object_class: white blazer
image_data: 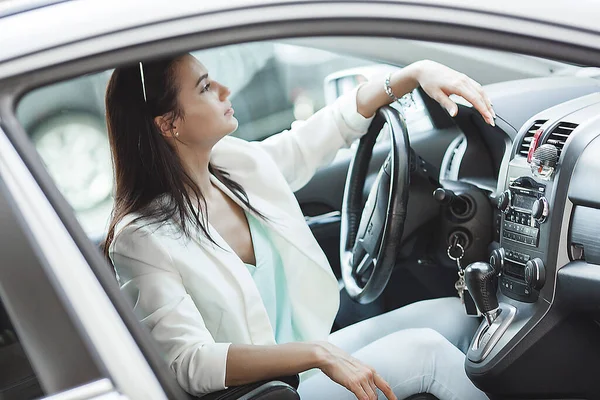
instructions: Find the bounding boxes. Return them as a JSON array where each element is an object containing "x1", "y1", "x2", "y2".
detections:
[{"x1": 109, "y1": 88, "x2": 372, "y2": 396}]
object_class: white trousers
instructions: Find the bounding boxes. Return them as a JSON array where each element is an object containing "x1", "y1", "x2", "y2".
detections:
[{"x1": 297, "y1": 297, "x2": 489, "y2": 400}]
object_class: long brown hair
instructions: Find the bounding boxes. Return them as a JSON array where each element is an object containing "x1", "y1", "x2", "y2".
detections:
[{"x1": 103, "y1": 55, "x2": 262, "y2": 257}]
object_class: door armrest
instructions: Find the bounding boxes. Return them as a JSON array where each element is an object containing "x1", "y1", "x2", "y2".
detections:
[{"x1": 197, "y1": 375, "x2": 299, "y2": 400}]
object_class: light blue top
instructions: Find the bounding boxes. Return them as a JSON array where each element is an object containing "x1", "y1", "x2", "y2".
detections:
[{"x1": 244, "y1": 212, "x2": 300, "y2": 344}]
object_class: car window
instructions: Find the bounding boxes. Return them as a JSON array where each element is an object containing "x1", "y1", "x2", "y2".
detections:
[
  {"x1": 193, "y1": 42, "x2": 376, "y2": 141},
  {"x1": 17, "y1": 41, "x2": 432, "y2": 240}
]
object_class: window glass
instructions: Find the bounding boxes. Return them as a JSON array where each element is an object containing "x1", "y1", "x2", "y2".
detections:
[
  {"x1": 193, "y1": 42, "x2": 376, "y2": 141},
  {"x1": 16, "y1": 37, "x2": 577, "y2": 240},
  {"x1": 17, "y1": 42, "x2": 393, "y2": 239}
]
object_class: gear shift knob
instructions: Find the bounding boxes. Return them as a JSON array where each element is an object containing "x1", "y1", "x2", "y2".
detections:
[{"x1": 465, "y1": 262, "x2": 499, "y2": 325}]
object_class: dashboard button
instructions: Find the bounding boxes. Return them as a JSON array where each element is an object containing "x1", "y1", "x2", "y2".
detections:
[
  {"x1": 521, "y1": 216, "x2": 528, "y2": 225},
  {"x1": 514, "y1": 281, "x2": 527, "y2": 295}
]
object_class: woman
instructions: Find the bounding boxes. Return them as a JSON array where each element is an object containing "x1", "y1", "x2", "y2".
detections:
[{"x1": 105, "y1": 53, "x2": 493, "y2": 399}]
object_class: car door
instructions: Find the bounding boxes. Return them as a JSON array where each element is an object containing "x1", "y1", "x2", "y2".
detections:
[
  {"x1": 0, "y1": 121, "x2": 177, "y2": 399},
  {"x1": 3, "y1": 1, "x2": 598, "y2": 399}
]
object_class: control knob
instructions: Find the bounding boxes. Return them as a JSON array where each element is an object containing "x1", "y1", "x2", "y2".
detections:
[
  {"x1": 433, "y1": 188, "x2": 457, "y2": 205},
  {"x1": 489, "y1": 248, "x2": 505, "y2": 273},
  {"x1": 531, "y1": 197, "x2": 549, "y2": 222},
  {"x1": 524, "y1": 258, "x2": 546, "y2": 290},
  {"x1": 496, "y1": 190, "x2": 511, "y2": 213}
]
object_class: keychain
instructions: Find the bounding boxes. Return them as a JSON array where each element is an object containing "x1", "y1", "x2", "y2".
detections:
[
  {"x1": 447, "y1": 238, "x2": 466, "y2": 302},
  {"x1": 447, "y1": 236, "x2": 482, "y2": 316}
]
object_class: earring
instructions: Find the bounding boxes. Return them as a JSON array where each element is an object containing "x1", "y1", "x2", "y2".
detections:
[{"x1": 174, "y1": 131, "x2": 179, "y2": 137}]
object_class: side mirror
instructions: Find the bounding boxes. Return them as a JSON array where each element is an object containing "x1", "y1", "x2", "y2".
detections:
[
  {"x1": 323, "y1": 64, "x2": 401, "y2": 105},
  {"x1": 323, "y1": 70, "x2": 368, "y2": 105}
]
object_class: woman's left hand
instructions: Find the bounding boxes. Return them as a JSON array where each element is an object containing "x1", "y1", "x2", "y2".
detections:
[{"x1": 410, "y1": 60, "x2": 496, "y2": 126}]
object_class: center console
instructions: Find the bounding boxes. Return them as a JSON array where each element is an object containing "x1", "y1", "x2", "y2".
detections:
[
  {"x1": 464, "y1": 91, "x2": 600, "y2": 398},
  {"x1": 494, "y1": 177, "x2": 548, "y2": 302}
]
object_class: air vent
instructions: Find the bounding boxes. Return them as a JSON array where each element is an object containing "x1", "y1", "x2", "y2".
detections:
[
  {"x1": 442, "y1": 134, "x2": 467, "y2": 180},
  {"x1": 518, "y1": 120, "x2": 547, "y2": 157},
  {"x1": 546, "y1": 122, "x2": 578, "y2": 158}
]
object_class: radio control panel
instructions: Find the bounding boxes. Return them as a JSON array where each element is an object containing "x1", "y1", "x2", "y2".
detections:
[{"x1": 496, "y1": 176, "x2": 548, "y2": 302}]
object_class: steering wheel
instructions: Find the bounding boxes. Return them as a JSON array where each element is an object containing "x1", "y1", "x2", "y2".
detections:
[{"x1": 340, "y1": 105, "x2": 411, "y2": 304}]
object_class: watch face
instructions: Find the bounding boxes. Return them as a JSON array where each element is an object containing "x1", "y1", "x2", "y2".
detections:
[{"x1": 32, "y1": 113, "x2": 113, "y2": 212}]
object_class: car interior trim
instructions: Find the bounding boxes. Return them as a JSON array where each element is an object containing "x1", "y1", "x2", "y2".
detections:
[
  {"x1": 3, "y1": 3, "x2": 600, "y2": 398},
  {"x1": 4, "y1": 1, "x2": 600, "y2": 81},
  {"x1": 38, "y1": 378, "x2": 119, "y2": 400},
  {"x1": 0, "y1": 124, "x2": 168, "y2": 398}
]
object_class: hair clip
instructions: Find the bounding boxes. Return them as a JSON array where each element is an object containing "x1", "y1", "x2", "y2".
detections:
[{"x1": 139, "y1": 61, "x2": 147, "y2": 102}]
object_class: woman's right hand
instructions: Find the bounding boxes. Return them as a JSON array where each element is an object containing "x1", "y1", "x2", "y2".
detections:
[{"x1": 313, "y1": 341, "x2": 397, "y2": 400}]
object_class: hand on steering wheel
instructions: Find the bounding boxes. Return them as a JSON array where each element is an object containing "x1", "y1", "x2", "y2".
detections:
[
  {"x1": 414, "y1": 60, "x2": 496, "y2": 125},
  {"x1": 341, "y1": 62, "x2": 495, "y2": 304}
]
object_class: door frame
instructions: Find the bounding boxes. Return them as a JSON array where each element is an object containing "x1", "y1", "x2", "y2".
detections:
[{"x1": 0, "y1": 1, "x2": 599, "y2": 397}]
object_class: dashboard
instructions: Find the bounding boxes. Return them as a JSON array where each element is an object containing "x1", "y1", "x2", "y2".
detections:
[{"x1": 445, "y1": 76, "x2": 600, "y2": 398}]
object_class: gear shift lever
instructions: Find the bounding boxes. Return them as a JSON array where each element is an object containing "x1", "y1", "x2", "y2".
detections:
[{"x1": 465, "y1": 262, "x2": 500, "y2": 326}]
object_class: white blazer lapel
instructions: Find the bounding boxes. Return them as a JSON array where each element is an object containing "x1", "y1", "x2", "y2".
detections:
[
  {"x1": 210, "y1": 175, "x2": 340, "y2": 341},
  {"x1": 210, "y1": 174, "x2": 332, "y2": 275},
  {"x1": 210, "y1": 137, "x2": 340, "y2": 341},
  {"x1": 187, "y1": 195, "x2": 276, "y2": 345}
]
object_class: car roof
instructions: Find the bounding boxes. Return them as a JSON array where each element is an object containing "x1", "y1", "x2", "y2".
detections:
[
  {"x1": 0, "y1": 0, "x2": 67, "y2": 18},
  {"x1": 1, "y1": 0, "x2": 599, "y2": 65}
]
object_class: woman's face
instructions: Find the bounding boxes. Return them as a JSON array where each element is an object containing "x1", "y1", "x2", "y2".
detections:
[{"x1": 170, "y1": 54, "x2": 238, "y2": 146}]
